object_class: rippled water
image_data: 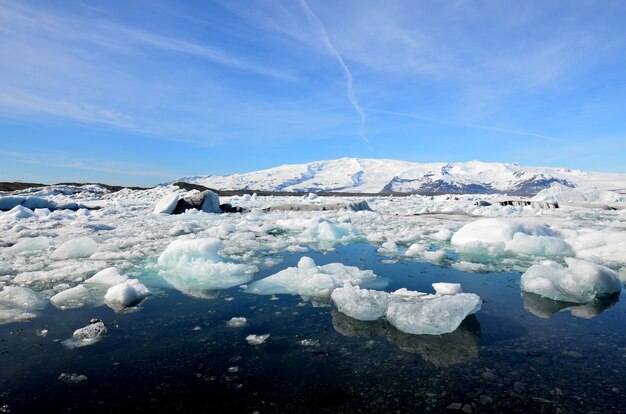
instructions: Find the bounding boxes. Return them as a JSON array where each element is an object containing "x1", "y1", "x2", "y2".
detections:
[{"x1": 1, "y1": 244, "x2": 624, "y2": 413}]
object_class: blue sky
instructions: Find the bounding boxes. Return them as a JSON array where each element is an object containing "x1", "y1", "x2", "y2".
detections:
[{"x1": 1, "y1": 0, "x2": 626, "y2": 186}]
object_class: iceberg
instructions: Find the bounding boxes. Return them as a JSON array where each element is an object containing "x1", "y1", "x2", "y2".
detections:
[
  {"x1": 50, "y1": 285, "x2": 90, "y2": 309},
  {"x1": 84, "y1": 267, "x2": 129, "y2": 286},
  {"x1": 331, "y1": 284, "x2": 392, "y2": 321}
]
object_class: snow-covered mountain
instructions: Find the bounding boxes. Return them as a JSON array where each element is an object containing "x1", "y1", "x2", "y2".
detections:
[{"x1": 178, "y1": 158, "x2": 626, "y2": 195}]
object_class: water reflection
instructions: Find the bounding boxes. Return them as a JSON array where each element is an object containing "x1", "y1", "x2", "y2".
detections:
[
  {"x1": 521, "y1": 291, "x2": 619, "y2": 319},
  {"x1": 331, "y1": 310, "x2": 481, "y2": 367}
]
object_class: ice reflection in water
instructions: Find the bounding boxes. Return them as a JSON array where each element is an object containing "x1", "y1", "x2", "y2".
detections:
[
  {"x1": 521, "y1": 291, "x2": 619, "y2": 319},
  {"x1": 332, "y1": 310, "x2": 481, "y2": 367}
]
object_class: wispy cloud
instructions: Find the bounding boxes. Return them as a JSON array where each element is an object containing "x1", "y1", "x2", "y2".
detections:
[
  {"x1": 3, "y1": 150, "x2": 179, "y2": 179},
  {"x1": 299, "y1": 0, "x2": 368, "y2": 144},
  {"x1": 380, "y1": 110, "x2": 564, "y2": 143}
]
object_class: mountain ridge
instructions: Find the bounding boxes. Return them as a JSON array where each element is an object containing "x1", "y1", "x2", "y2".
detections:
[{"x1": 177, "y1": 158, "x2": 626, "y2": 196}]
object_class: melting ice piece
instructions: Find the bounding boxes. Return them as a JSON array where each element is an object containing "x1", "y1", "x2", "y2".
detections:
[
  {"x1": 0, "y1": 286, "x2": 44, "y2": 310},
  {"x1": 432, "y1": 283, "x2": 462, "y2": 295},
  {"x1": 84, "y1": 267, "x2": 129, "y2": 286},
  {"x1": 1, "y1": 205, "x2": 35, "y2": 220},
  {"x1": 57, "y1": 373, "x2": 88, "y2": 384},
  {"x1": 50, "y1": 285, "x2": 89, "y2": 309},
  {"x1": 520, "y1": 258, "x2": 621, "y2": 303},
  {"x1": 331, "y1": 284, "x2": 392, "y2": 321},
  {"x1": 5, "y1": 237, "x2": 50, "y2": 255},
  {"x1": 300, "y1": 218, "x2": 361, "y2": 249},
  {"x1": 50, "y1": 237, "x2": 97, "y2": 260},
  {"x1": 451, "y1": 218, "x2": 573, "y2": 259},
  {"x1": 226, "y1": 317, "x2": 247, "y2": 328},
  {"x1": 153, "y1": 193, "x2": 180, "y2": 214},
  {"x1": 385, "y1": 293, "x2": 482, "y2": 335},
  {"x1": 158, "y1": 238, "x2": 257, "y2": 294},
  {"x1": 246, "y1": 256, "x2": 376, "y2": 297},
  {"x1": 246, "y1": 334, "x2": 269, "y2": 345},
  {"x1": 63, "y1": 319, "x2": 107, "y2": 348},
  {"x1": 0, "y1": 285, "x2": 44, "y2": 324},
  {"x1": 104, "y1": 279, "x2": 150, "y2": 310}
]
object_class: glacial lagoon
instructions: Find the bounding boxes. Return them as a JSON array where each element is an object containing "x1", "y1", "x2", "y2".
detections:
[{"x1": 1, "y1": 243, "x2": 624, "y2": 413}]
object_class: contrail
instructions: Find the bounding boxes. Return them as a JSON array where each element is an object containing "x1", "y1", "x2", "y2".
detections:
[
  {"x1": 380, "y1": 110, "x2": 563, "y2": 143},
  {"x1": 299, "y1": 0, "x2": 368, "y2": 144}
]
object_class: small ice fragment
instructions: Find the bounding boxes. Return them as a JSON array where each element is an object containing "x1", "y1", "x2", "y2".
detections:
[
  {"x1": 246, "y1": 334, "x2": 269, "y2": 345},
  {"x1": 432, "y1": 283, "x2": 463, "y2": 295},
  {"x1": 35, "y1": 328, "x2": 49, "y2": 337},
  {"x1": 227, "y1": 366, "x2": 239, "y2": 373},
  {"x1": 226, "y1": 317, "x2": 247, "y2": 328},
  {"x1": 84, "y1": 267, "x2": 128, "y2": 286},
  {"x1": 64, "y1": 319, "x2": 107, "y2": 348},
  {"x1": 50, "y1": 285, "x2": 89, "y2": 309},
  {"x1": 104, "y1": 279, "x2": 149, "y2": 310},
  {"x1": 58, "y1": 373, "x2": 88, "y2": 384},
  {"x1": 299, "y1": 339, "x2": 319, "y2": 347}
]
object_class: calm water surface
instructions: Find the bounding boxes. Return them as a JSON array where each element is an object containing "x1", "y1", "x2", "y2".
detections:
[{"x1": 1, "y1": 244, "x2": 624, "y2": 413}]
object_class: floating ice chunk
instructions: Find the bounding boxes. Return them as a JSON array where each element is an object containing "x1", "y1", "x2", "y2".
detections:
[
  {"x1": 58, "y1": 373, "x2": 88, "y2": 383},
  {"x1": 84, "y1": 267, "x2": 129, "y2": 286},
  {"x1": 158, "y1": 238, "x2": 257, "y2": 293},
  {"x1": 300, "y1": 218, "x2": 361, "y2": 248},
  {"x1": 2, "y1": 205, "x2": 35, "y2": 220},
  {"x1": 378, "y1": 241, "x2": 398, "y2": 256},
  {"x1": 520, "y1": 258, "x2": 621, "y2": 303},
  {"x1": 50, "y1": 237, "x2": 97, "y2": 260},
  {"x1": 63, "y1": 319, "x2": 107, "y2": 348},
  {"x1": 331, "y1": 284, "x2": 392, "y2": 321},
  {"x1": 432, "y1": 283, "x2": 462, "y2": 295},
  {"x1": 299, "y1": 338, "x2": 319, "y2": 347},
  {"x1": 246, "y1": 257, "x2": 376, "y2": 297},
  {"x1": 0, "y1": 261, "x2": 12, "y2": 276},
  {"x1": 153, "y1": 193, "x2": 180, "y2": 214},
  {"x1": 451, "y1": 218, "x2": 557, "y2": 246},
  {"x1": 405, "y1": 243, "x2": 426, "y2": 257},
  {"x1": 104, "y1": 279, "x2": 150, "y2": 310},
  {"x1": 385, "y1": 293, "x2": 482, "y2": 335},
  {"x1": 22, "y1": 196, "x2": 56, "y2": 210},
  {"x1": 226, "y1": 317, "x2": 247, "y2": 328},
  {"x1": 0, "y1": 196, "x2": 25, "y2": 210},
  {"x1": 423, "y1": 250, "x2": 447, "y2": 263},
  {"x1": 246, "y1": 334, "x2": 269, "y2": 345},
  {"x1": 431, "y1": 228, "x2": 453, "y2": 241},
  {"x1": 0, "y1": 286, "x2": 44, "y2": 310},
  {"x1": 50, "y1": 285, "x2": 89, "y2": 309},
  {"x1": 507, "y1": 233, "x2": 574, "y2": 258},
  {"x1": 5, "y1": 237, "x2": 50, "y2": 255},
  {"x1": 0, "y1": 309, "x2": 36, "y2": 325},
  {"x1": 392, "y1": 288, "x2": 427, "y2": 298}
]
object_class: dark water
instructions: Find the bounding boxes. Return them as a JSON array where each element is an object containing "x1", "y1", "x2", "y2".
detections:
[{"x1": 1, "y1": 244, "x2": 625, "y2": 413}]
